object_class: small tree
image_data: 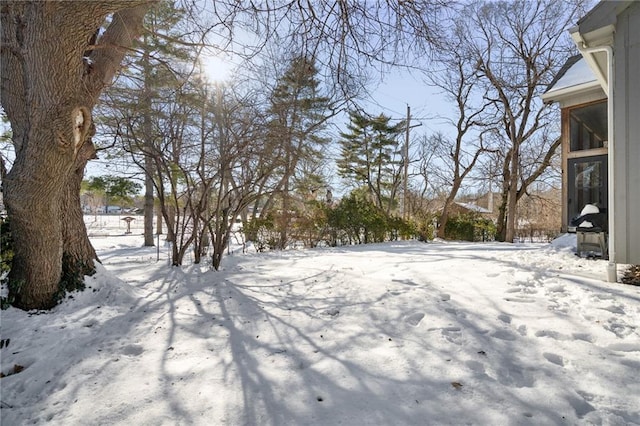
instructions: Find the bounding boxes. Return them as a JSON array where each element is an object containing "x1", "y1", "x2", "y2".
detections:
[
  {"x1": 99, "y1": 0, "x2": 198, "y2": 247},
  {"x1": 423, "y1": 20, "x2": 498, "y2": 239}
]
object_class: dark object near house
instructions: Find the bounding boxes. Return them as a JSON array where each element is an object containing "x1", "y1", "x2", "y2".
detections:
[
  {"x1": 569, "y1": 206, "x2": 608, "y2": 233},
  {"x1": 569, "y1": 204, "x2": 608, "y2": 259}
]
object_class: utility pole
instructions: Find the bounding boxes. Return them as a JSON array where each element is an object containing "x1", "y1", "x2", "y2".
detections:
[
  {"x1": 403, "y1": 105, "x2": 410, "y2": 220},
  {"x1": 403, "y1": 105, "x2": 421, "y2": 220}
]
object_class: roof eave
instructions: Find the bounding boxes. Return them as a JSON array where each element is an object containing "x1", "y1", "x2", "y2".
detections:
[
  {"x1": 541, "y1": 81, "x2": 602, "y2": 104},
  {"x1": 570, "y1": 27, "x2": 613, "y2": 95}
]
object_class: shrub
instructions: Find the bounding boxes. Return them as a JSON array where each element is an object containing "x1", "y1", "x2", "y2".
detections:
[
  {"x1": 327, "y1": 192, "x2": 415, "y2": 245},
  {"x1": 411, "y1": 212, "x2": 436, "y2": 242},
  {"x1": 242, "y1": 214, "x2": 278, "y2": 252},
  {"x1": 445, "y1": 213, "x2": 496, "y2": 242},
  {"x1": 291, "y1": 200, "x2": 330, "y2": 248}
]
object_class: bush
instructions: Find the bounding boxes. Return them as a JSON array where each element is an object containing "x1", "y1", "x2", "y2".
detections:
[
  {"x1": 327, "y1": 192, "x2": 415, "y2": 245},
  {"x1": 445, "y1": 213, "x2": 496, "y2": 242},
  {"x1": 412, "y1": 213, "x2": 436, "y2": 242},
  {"x1": 290, "y1": 200, "x2": 330, "y2": 248},
  {"x1": 0, "y1": 215, "x2": 12, "y2": 277},
  {"x1": 0, "y1": 216, "x2": 92, "y2": 308},
  {"x1": 242, "y1": 214, "x2": 279, "y2": 252}
]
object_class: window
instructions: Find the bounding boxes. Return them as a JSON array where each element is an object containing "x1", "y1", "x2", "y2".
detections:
[
  {"x1": 568, "y1": 155, "x2": 607, "y2": 221},
  {"x1": 569, "y1": 101, "x2": 607, "y2": 151}
]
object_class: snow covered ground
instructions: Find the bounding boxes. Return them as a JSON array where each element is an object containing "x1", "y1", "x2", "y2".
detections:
[{"x1": 1, "y1": 218, "x2": 639, "y2": 425}]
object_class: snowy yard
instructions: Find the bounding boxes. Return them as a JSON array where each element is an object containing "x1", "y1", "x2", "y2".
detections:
[{"x1": 1, "y1": 223, "x2": 639, "y2": 425}]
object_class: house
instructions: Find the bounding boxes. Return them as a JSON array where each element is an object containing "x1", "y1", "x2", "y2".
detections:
[{"x1": 542, "y1": 1, "x2": 640, "y2": 280}]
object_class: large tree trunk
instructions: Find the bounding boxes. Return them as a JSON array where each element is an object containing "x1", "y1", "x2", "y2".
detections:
[
  {"x1": 61, "y1": 138, "x2": 99, "y2": 288},
  {"x1": 1, "y1": 1, "x2": 153, "y2": 310},
  {"x1": 495, "y1": 189, "x2": 509, "y2": 242},
  {"x1": 495, "y1": 148, "x2": 512, "y2": 242},
  {"x1": 505, "y1": 146, "x2": 520, "y2": 243},
  {"x1": 4, "y1": 145, "x2": 68, "y2": 309},
  {"x1": 437, "y1": 201, "x2": 452, "y2": 240}
]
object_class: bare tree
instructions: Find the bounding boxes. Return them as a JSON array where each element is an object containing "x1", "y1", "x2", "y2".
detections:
[
  {"x1": 458, "y1": 0, "x2": 586, "y2": 242},
  {"x1": 423, "y1": 25, "x2": 497, "y2": 238}
]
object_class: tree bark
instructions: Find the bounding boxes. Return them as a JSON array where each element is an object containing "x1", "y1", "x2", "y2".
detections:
[
  {"x1": 438, "y1": 189, "x2": 459, "y2": 239},
  {"x1": 143, "y1": 146, "x2": 155, "y2": 246},
  {"x1": 141, "y1": 47, "x2": 155, "y2": 246},
  {"x1": 1, "y1": 1, "x2": 153, "y2": 310},
  {"x1": 61, "y1": 137, "x2": 99, "y2": 288},
  {"x1": 495, "y1": 153, "x2": 511, "y2": 242},
  {"x1": 505, "y1": 146, "x2": 520, "y2": 243}
]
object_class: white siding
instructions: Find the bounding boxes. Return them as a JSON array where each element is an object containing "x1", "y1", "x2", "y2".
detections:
[{"x1": 613, "y1": 3, "x2": 640, "y2": 264}]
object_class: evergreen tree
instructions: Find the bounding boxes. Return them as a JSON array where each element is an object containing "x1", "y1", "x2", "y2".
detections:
[
  {"x1": 260, "y1": 56, "x2": 334, "y2": 249},
  {"x1": 337, "y1": 111, "x2": 406, "y2": 215},
  {"x1": 98, "y1": 0, "x2": 197, "y2": 246}
]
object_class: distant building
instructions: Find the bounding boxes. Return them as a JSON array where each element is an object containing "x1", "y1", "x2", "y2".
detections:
[{"x1": 106, "y1": 206, "x2": 122, "y2": 214}]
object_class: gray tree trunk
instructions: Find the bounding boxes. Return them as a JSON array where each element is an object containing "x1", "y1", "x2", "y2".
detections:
[
  {"x1": 143, "y1": 145, "x2": 155, "y2": 246},
  {"x1": 505, "y1": 145, "x2": 520, "y2": 243}
]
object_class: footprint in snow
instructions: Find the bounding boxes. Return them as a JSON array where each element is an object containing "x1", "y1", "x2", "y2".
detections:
[
  {"x1": 535, "y1": 330, "x2": 570, "y2": 340},
  {"x1": 572, "y1": 332, "x2": 595, "y2": 343},
  {"x1": 323, "y1": 308, "x2": 340, "y2": 317},
  {"x1": 498, "y1": 314, "x2": 512, "y2": 324},
  {"x1": 607, "y1": 342, "x2": 640, "y2": 352},
  {"x1": 567, "y1": 393, "x2": 596, "y2": 419},
  {"x1": 600, "y1": 304, "x2": 625, "y2": 315},
  {"x1": 441, "y1": 327, "x2": 462, "y2": 345},
  {"x1": 405, "y1": 312, "x2": 425, "y2": 327},
  {"x1": 604, "y1": 319, "x2": 635, "y2": 338},
  {"x1": 491, "y1": 330, "x2": 518, "y2": 341},
  {"x1": 545, "y1": 284, "x2": 566, "y2": 294},
  {"x1": 121, "y1": 344, "x2": 144, "y2": 356},
  {"x1": 444, "y1": 307, "x2": 466, "y2": 318},
  {"x1": 504, "y1": 296, "x2": 536, "y2": 303},
  {"x1": 543, "y1": 352, "x2": 565, "y2": 366}
]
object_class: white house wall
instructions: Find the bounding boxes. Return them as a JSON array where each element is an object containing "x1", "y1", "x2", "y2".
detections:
[{"x1": 613, "y1": 3, "x2": 640, "y2": 264}]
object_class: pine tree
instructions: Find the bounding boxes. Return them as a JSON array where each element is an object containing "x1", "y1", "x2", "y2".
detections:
[
  {"x1": 337, "y1": 111, "x2": 406, "y2": 215},
  {"x1": 98, "y1": 0, "x2": 197, "y2": 246},
  {"x1": 260, "y1": 56, "x2": 333, "y2": 249}
]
